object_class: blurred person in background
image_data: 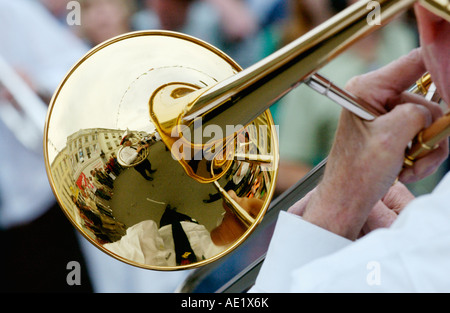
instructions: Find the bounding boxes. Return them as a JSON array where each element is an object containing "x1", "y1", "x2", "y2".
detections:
[
  {"x1": 39, "y1": 0, "x2": 72, "y2": 26},
  {"x1": 132, "y1": 0, "x2": 284, "y2": 69},
  {"x1": 272, "y1": 0, "x2": 438, "y2": 195},
  {"x1": 76, "y1": 0, "x2": 137, "y2": 47},
  {"x1": 0, "y1": 0, "x2": 90, "y2": 292},
  {"x1": 0, "y1": 0, "x2": 189, "y2": 292}
]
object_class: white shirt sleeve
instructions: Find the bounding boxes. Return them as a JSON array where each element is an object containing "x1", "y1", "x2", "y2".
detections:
[
  {"x1": 249, "y1": 211, "x2": 351, "y2": 293},
  {"x1": 251, "y1": 172, "x2": 450, "y2": 293},
  {"x1": 0, "y1": 0, "x2": 88, "y2": 96}
]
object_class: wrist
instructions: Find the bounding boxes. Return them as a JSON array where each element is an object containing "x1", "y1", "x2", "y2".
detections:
[{"x1": 301, "y1": 176, "x2": 375, "y2": 240}]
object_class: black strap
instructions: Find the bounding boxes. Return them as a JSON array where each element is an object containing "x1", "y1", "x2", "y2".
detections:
[
  {"x1": 171, "y1": 220, "x2": 197, "y2": 265},
  {"x1": 160, "y1": 206, "x2": 198, "y2": 265}
]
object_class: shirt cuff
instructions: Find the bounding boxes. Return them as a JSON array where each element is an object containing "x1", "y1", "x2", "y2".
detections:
[{"x1": 251, "y1": 211, "x2": 351, "y2": 293}]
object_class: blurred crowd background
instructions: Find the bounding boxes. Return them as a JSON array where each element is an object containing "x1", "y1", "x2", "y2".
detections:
[{"x1": 1, "y1": 0, "x2": 447, "y2": 293}]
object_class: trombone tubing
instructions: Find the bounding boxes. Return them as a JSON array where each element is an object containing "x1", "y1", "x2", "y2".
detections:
[{"x1": 182, "y1": 0, "x2": 433, "y2": 132}]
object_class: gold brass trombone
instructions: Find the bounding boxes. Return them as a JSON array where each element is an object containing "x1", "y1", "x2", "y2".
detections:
[{"x1": 44, "y1": 0, "x2": 450, "y2": 272}]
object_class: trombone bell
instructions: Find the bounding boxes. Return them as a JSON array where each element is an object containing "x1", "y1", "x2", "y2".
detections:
[{"x1": 44, "y1": 31, "x2": 278, "y2": 270}]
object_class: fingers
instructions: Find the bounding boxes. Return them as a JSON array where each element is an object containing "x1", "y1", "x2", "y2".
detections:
[
  {"x1": 397, "y1": 92, "x2": 443, "y2": 119},
  {"x1": 381, "y1": 182, "x2": 415, "y2": 214},
  {"x1": 363, "y1": 200, "x2": 398, "y2": 232},
  {"x1": 359, "y1": 99, "x2": 447, "y2": 186},
  {"x1": 225, "y1": 189, "x2": 263, "y2": 217},
  {"x1": 361, "y1": 183, "x2": 415, "y2": 235},
  {"x1": 374, "y1": 102, "x2": 434, "y2": 155},
  {"x1": 345, "y1": 48, "x2": 427, "y2": 110},
  {"x1": 400, "y1": 137, "x2": 449, "y2": 183},
  {"x1": 394, "y1": 94, "x2": 448, "y2": 183},
  {"x1": 343, "y1": 48, "x2": 446, "y2": 183},
  {"x1": 377, "y1": 101, "x2": 449, "y2": 184}
]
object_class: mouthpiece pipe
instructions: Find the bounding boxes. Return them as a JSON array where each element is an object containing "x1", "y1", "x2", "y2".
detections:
[{"x1": 181, "y1": 0, "x2": 416, "y2": 134}]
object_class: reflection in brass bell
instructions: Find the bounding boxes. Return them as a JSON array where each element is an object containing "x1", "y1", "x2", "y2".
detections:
[
  {"x1": 43, "y1": 0, "x2": 450, "y2": 276},
  {"x1": 44, "y1": 31, "x2": 279, "y2": 270}
]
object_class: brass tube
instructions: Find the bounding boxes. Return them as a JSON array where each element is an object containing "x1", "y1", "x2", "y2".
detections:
[{"x1": 181, "y1": 0, "x2": 416, "y2": 136}]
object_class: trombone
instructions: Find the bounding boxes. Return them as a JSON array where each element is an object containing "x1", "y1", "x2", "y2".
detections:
[{"x1": 43, "y1": 0, "x2": 450, "y2": 290}]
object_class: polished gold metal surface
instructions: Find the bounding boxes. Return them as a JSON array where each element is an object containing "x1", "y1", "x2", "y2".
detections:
[
  {"x1": 180, "y1": 0, "x2": 417, "y2": 131},
  {"x1": 44, "y1": 0, "x2": 450, "y2": 272},
  {"x1": 409, "y1": 73, "x2": 432, "y2": 96},
  {"x1": 44, "y1": 31, "x2": 278, "y2": 270}
]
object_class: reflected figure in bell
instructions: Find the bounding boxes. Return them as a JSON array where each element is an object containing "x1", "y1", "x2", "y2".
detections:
[
  {"x1": 71, "y1": 195, "x2": 126, "y2": 244},
  {"x1": 88, "y1": 176, "x2": 112, "y2": 201},
  {"x1": 159, "y1": 205, "x2": 199, "y2": 266},
  {"x1": 210, "y1": 190, "x2": 264, "y2": 246},
  {"x1": 104, "y1": 204, "x2": 227, "y2": 267},
  {"x1": 90, "y1": 168, "x2": 114, "y2": 189},
  {"x1": 120, "y1": 138, "x2": 156, "y2": 181}
]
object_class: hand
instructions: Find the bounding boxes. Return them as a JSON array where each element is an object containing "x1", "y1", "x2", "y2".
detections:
[
  {"x1": 301, "y1": 3, "x2": 450, "y2": 240},
  {"x1": 210, "y1": 190, "x2": 263, "y2": 246},
  {"x1": 137, "y1": 143, "x2": 148, "y2": 153},
  {"x1": 359, "y1": 182, "x2": 415, "y2": 236},
  {"x1": 301, "y1": 48, "x2": 448, "y2": 240},
  {"x1": 288, "y1": 182, "x2": 415, "y2": 237}
]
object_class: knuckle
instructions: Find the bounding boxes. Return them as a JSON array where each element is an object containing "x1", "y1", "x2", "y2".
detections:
[
  {"x1": 371, "y1": 132, "x2": 396, "y2": 153},
  {"x1": 399, "y1": 103, "x2": 431, "y2": 127},
  {"x1": 345, "y1": 75, "x2": 364, "y2": 93}
]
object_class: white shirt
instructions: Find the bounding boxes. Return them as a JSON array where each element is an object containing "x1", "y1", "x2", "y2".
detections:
[
  {"x1": 120, "y1": 146, "x2": 139, "y2": 165},
  {"x1": 251, "y1": 171, "x2": 450, "y2": 292},
  {"x1": 104, "y1": 220, "x2": 226, "y2": 267},
  {"x1": 0, "y1": 0, "x2": 88, "y2": 97}
]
